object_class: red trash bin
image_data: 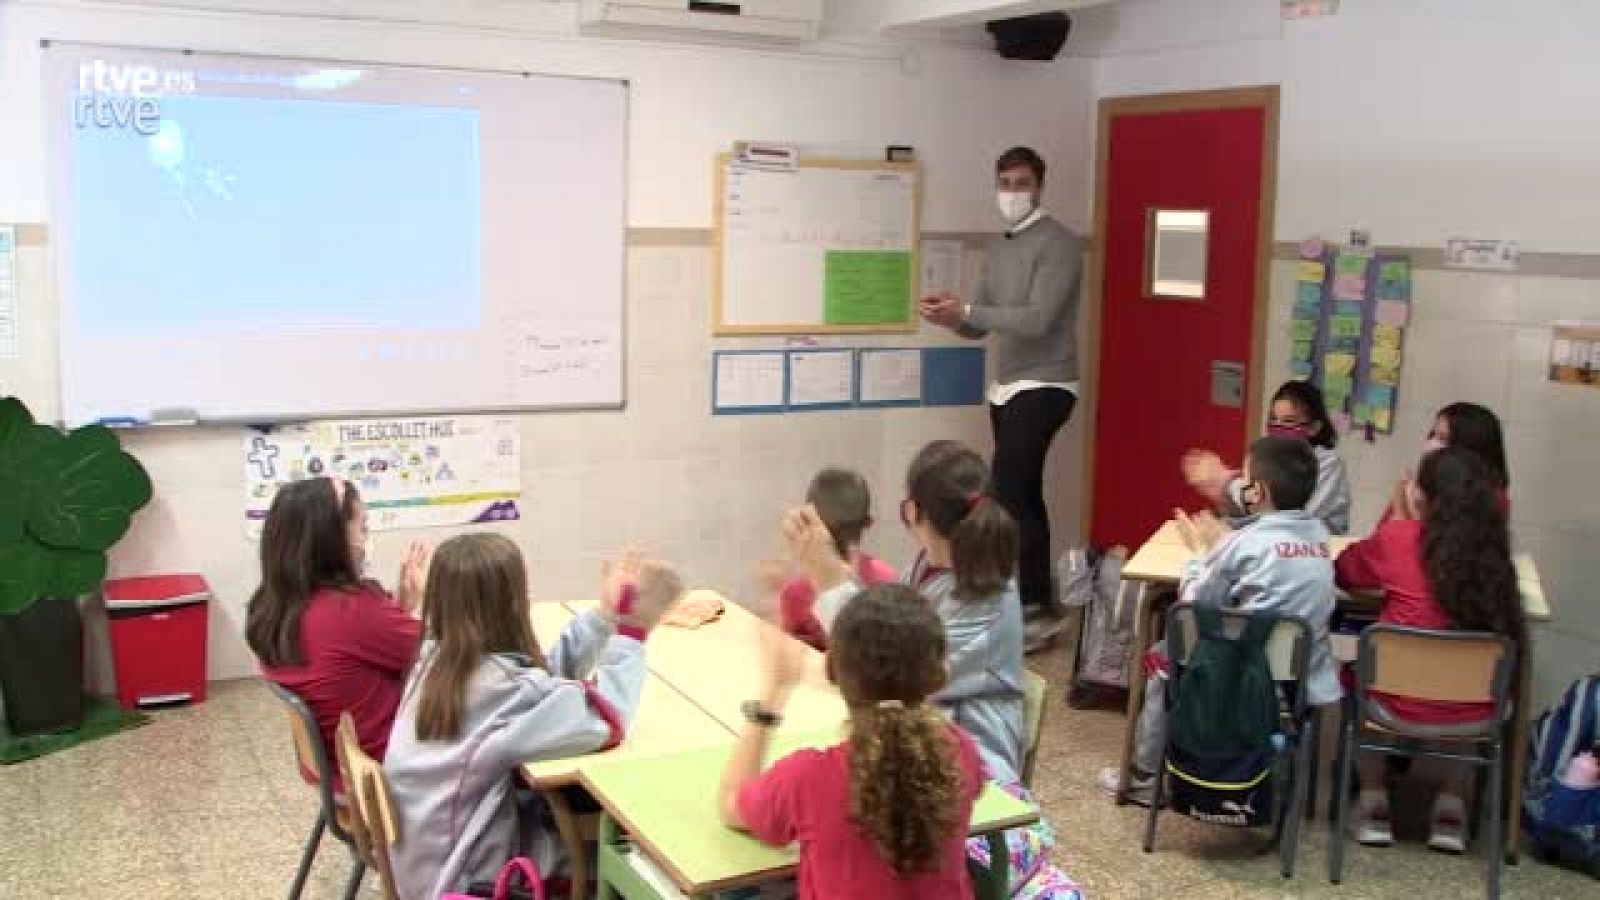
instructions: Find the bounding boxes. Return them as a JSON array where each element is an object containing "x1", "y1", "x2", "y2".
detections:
[{"x1": 103, "y1": 573, "x2": 210, "y2": 709}]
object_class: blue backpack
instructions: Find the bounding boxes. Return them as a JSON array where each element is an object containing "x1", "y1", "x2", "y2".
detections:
[{"x1": 1523, "y1": 675, "x2": 1600, "y2": 878}]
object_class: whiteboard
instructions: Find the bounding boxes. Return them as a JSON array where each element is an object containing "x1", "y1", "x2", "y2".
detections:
[
  {"x1": 714, "y1": 156, "x2": 920, "y2": 335},
  {"x1": 42, "y1": 44, "x2": 626, "y2": 424}
]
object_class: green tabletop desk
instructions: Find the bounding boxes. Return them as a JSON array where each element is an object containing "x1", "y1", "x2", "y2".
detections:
[{"x1": 579, "y1": 731, "x2": 1039, "y2": 899}]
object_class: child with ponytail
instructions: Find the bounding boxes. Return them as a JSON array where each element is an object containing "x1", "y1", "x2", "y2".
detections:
[
  {"x1": 780, "y1": 442, "x2": 1086, "y2": 899},
  {"x1": 788, "y1": 439, "x2": 1026, "y2": 776},
  {"x1": 720, "y1": 584, "x2": 983, "y2": 897}
]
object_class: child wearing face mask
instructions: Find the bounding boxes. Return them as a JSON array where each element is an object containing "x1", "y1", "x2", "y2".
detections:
[
  {"x1": 248, "y1": 477, "x2": 431, "y2": 782},
  {"x1": 1099, "y1": 436, "x2": 1340, "y2": 802},
  {"x1": 1184, "y1": 379, "x2": 1352, "y2": 535},
  {"x1": 1387, "y1": 402, "x2": 1510, "y2": 521}
]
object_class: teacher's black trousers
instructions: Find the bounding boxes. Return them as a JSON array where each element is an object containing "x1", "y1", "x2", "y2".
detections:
[{"x1": 989, "y1": 388, "x2": 1076, "y2": 614}]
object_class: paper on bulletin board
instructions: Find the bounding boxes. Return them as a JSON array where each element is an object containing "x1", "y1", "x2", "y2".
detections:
[
  {"x1": 824, "y1": 250, "x2": 913, "y2": 325},
  {"x1": 244, "y1": 415, "x2": 522, "y2": 537},
  {"x1": 858, "y1": 348, "x2": 922, "y2": 405},
  {"x1": 919, "y1": 240, "x2": 964, "y2": 299},
  {"x1": 0, "y1": 226, "x2": 17, "y2": 360},
  {"x1": 714, "y1": 351, "x2": 786, "y2": 411},
  {"x1": 786, "y1": 349, "x2": 855, "y2": 408},
  {"x1": 1548, "y1": 322, "x2": 1600, "y2": 386}
]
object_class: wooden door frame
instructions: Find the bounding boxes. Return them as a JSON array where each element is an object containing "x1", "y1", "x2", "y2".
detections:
[{"x1": 1079, "y1": 85, "x2": 1281, "y2": 542}]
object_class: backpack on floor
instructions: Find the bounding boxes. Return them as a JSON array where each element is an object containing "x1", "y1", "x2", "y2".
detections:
[
  {"x1": 1523, "y1": 675, "x2": 1600, "y2": 878},
  {"x1": 1163, "y1": 606, "x2": 1282, "y2": 828}
]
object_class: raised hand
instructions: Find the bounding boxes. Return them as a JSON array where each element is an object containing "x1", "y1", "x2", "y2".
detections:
[
  {"x1": 396, "y1": 541, "x2": 433, "y2": 614},
  {"x1": 1174, "y1": 508, "x2": 1229, "y2": 556}
]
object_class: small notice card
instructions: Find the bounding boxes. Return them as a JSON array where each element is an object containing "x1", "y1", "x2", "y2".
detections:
[
  {"x1": 713, "y1": 351, "x2": 786, "y2": 413},
  {"x1": 858, "y1": 348, "x2": 922, "y2": 406}
]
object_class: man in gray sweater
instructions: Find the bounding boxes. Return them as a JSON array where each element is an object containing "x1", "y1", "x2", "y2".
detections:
[{"x1": 920, "y1": 147, "x2": 1082, "y2": 648}]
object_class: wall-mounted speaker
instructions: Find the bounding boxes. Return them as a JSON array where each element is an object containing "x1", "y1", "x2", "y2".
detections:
[{"x1": 986, "y1": 12, "x2": 1072, "y2": 61}]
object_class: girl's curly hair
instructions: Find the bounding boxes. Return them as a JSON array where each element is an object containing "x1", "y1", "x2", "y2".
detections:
[{"x1": 829, "y1": 583, "x2": 964, "y2": 876}]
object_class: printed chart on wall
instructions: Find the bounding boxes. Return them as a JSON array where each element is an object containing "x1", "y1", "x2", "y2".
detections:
[
  {"x1": 715, "y1": 156, "x2": 920, "y2": 334},
  {"x1": 244, "y1": 415, "x2": 521, "y2": 537}
]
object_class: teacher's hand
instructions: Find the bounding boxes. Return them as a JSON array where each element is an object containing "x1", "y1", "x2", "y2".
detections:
[{"x1": 918, "y1": 292, "x2": 965, "y2": 329}]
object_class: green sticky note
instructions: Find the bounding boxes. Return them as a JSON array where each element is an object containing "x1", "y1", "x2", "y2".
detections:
[
  {"x1": 824, "y1": 251, "x2": 912, "y2": 325},
  {"x1": 1336, "y1": 255, "x2": 1368, "y2": 277},
  {"x1": 1330, "y1": 315, "x2": 1363, "y2": 340},
  {"x1": 1353, "y1": 403, "x2": 1373, "y2": 425},
  {"x1": 1291, "y1": 318, "x2": 1318, "y2": 341},
  {"x1": 1292, "y1": 340, "x2": 1314, "y2": 362},
  {"x1": 1324, "y1": 372, "x2": 1354, "y2": 395},
  {"x1": 1379, "y1": 260, "x2": 1409, "y2": 283}
]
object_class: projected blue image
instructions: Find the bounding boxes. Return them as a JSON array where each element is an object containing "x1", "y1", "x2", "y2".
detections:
[{"x1": 71, "y1": 94, "x2": 482, "y2": 331}]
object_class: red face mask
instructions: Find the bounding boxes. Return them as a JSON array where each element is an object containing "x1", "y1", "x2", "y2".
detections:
[{"x1": 1267, "y1": 423, "x2": 1312, "y2": 442}]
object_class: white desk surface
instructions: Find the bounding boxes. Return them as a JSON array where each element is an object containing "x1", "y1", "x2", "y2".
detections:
[
  {"x1": 1122, "y1": 520, "x2": 1550, "y2": 621},
  {"x1": 566, "y1": 597, "x2": 849, "y2": 738},
  {"x1": 522, "y1": 602, "x2": 735, "y2": 786}
]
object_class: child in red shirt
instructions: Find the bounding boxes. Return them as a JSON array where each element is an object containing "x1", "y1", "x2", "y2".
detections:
[
  {"x1": 1335, "y1": 447, "x2": 1526, "y2": 854},
  {"x1": 721, "y1": 584, "x2": 983, "y2": 899},
  {"x1": 777, "y1": 468, "x2": 896, "y2": 651},
  {"x1": 248, "y1": 477, "x2": 430, "y2": 782}
]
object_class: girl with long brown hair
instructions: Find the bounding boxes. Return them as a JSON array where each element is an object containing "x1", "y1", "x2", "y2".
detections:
[
  {"x1": 384, "y1": 535, "x2": 681, "y2": 898},
  {"x1": 1337, "y1": 446, "x2": 1526, "y2": 853},
  {"x1": 719, "y1": 584, "x2": 983, "y2": 897},
  {"x1": 248, "y1": 477, "x2": 430, "y2": 776}
]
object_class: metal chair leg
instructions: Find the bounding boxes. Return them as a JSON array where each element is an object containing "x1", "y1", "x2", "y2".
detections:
[
  {"x1": 1330, "y1": 715, "x2": 1357, "y2": 884},
  {"x1": 1305, "y1": 710, "x2": 1321, "y2": 821},
  {"x1": 1283, "y1": 718, "x2": 1315, "y2": 879},
  {"x1": 342, "y1": 855, "x2": 366, "y2": 900},
  {"x1": 1142, "y1": 746, "x2": 1167, "y2": 853},
  {"x1": 288, "y1": 812, "x2": 327, "y2": 900},
  {"x1": 1486, "y1": 741, "x2": 1504, "y2": 900}
]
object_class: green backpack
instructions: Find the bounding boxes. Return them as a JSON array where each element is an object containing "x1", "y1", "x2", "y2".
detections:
[
  {"x1": 1163, "y1": 607, "x2": 1284, "y2": 827},
  {"x1": 1169, "y1": 606, "x2": 1280, "y2": 757}
]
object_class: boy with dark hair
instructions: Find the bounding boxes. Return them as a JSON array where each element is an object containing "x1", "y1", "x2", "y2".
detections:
[
  {"x1": 777, "y1": 468, "x2": 895, "y2": 651},
  {"x1": 1099, "y1": 436, "x2": 1339, "y2": 801}
]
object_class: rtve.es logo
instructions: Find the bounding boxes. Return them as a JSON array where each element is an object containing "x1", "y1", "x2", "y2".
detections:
[{"x1": 74, "y1": 60, "x2": 197, "y2": 136}]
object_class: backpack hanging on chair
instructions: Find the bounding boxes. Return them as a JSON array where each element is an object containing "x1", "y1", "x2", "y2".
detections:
[{"x1": 1162, "y1": 606, "x2": 1282, "y2": 828}]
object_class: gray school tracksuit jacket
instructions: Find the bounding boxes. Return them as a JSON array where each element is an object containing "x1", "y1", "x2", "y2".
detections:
[
  {"x1": 817, "y1": 556, "x2": 1028, "y2": 782},
  {"x1": 1179, "y1": 509, "x2": 1342, "y2": 706},
  {"x1": 1224, "y1": 446, "x2": 1352, "y2": 536},
  {"x1": 384, "y1": 611, "x2": 645, "y2": 900}
]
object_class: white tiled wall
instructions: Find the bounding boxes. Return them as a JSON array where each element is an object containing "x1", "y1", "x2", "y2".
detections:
[{"x1": 1265, "y1": 261, "x2": 1600, "y2": 706}]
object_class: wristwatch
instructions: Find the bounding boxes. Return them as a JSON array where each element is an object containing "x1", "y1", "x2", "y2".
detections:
[{"x1": 740, "y1": 700, "x2": 783, "y2": 729}]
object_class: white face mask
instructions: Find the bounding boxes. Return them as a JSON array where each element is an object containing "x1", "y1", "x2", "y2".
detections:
[
  {"x1": 1425, "y1": 436, "x2": 1447, "y2": 454},
  {"x1": 996, "y1": 190, "x2": 1035, "y2": 225}
]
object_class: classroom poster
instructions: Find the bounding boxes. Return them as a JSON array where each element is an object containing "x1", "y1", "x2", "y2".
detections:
[
  {"x1": 1548, "y1": 322, "x2": 1600, "y2": 386},
  {"x1": 244, "y1": 415, "x2": 522, "y2": 537}
]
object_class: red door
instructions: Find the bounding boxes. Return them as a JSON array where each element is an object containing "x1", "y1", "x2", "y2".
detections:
[{"x1": 1087, "y1": 88, "x2": 1278, "y2": 549}]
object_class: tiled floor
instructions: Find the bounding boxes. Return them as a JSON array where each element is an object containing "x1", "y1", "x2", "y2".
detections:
[{"x1": 2, "y1": 659, "x2": 1594, "y2": 899}]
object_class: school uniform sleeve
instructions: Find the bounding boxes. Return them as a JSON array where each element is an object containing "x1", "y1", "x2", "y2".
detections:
[
  {"x1": 813, "y1": 579, "x2": 864, "y2": 634},
  {"x1": 345, "y1": 591, "x2": 423, "y2": 677},
  {"x1": 939, "y1": 593, "x2": 1024, "y2": 703},
  {"x1": 964, "y1": 234, "x2": 1081, "y2": 339},
  {"x1": 545, "y1": 609, "x2": 614, "y2": 681},
  {"x1": 734, "y1": 749, "x2": 821, "y2": 847},
  {"x1": 482, "y1": 636, "x2": 649, "y2": 769},
  {"x1": 1307, "y1": 449, "x2": 1352, "y2": 536},
  {"x1": 1334, "y1": 528, "x2": 1388, "y2": 593},
  {"x1": 1179, "y1": 531, "x2": 1247, "y2": 610}
]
